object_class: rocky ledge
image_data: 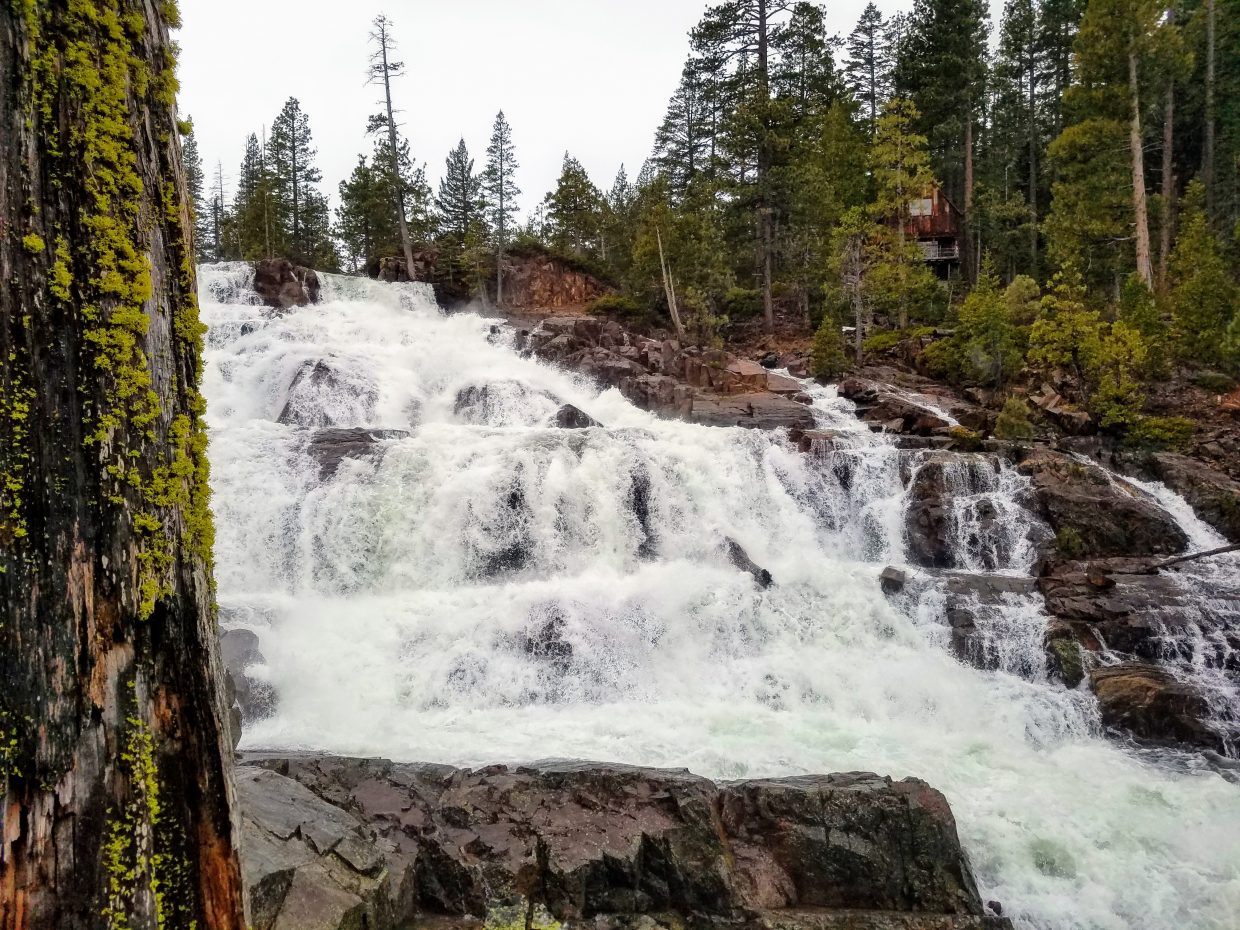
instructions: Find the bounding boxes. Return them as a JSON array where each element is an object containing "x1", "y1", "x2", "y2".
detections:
[
  {"x1": 236, "y1": 754, "x2": 1011, "y2": 930},
  {"x1": 515, "y1": 317, "x2": 816, "y2": 431}
]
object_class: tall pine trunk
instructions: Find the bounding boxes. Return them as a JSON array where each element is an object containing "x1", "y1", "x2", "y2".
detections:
[
  {"x1": 1027, "y1": 39, "x2": 1039, "y2": 277},
  {"x1": 1159, "y1": 81, "x2": 1175, "y2": 291},
  {"x1": 963, "y1": 110, "x2": 975, "y2": 285},
  {"x1": 379, "y1": 38, "x2": 417, "y2": 278},
  {"x1": 1128, "y1": 48, "x2": 1154, "y2": 287},
  {"x1": 1204, "y1": 0, "x2": 1216, "y2": 218},
  {"x1": 758, "y1": 0, "x2": 775, "y2": 335},
  {"x1": 0, "y1": 3, "x2": 246, "y2": 929}
]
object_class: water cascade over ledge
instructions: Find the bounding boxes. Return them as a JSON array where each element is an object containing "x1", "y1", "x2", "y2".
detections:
[{"x1": 200, "y1": 263, "x2": 1240, "y2": 930}]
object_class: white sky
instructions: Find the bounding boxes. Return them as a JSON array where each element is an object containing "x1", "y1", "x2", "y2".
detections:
[{"x1": 177, "y1": 0, "x2": 997, "y2": 219}]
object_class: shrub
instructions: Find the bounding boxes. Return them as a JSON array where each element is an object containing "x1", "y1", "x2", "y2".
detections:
[
  {"x1": 947, "y1": 426, "x2": 983, "y2": 451},
  {"x1": 810, "y1": 315, "x2": 849, "y2": 380},
  {"x1": 1194, "y1": 371, "x2": 1237, "y2": 394},
  {"x1": 1124, "y1": 415, "x2": 1196, "y2": 451},
  {"x1": 721, "y1": 287, "x2": 762, "y2": 320},
  {"x1": 921, "y1": 338, "x2": 968, "y2": 383},
  {"x1": 1056, "y1": 527, "x2": 1087, "y2": 559},
  {"x1": 588, "y1": 294, "x2": 643, "y2": 316},
  {"x1": 862, "y1": 326, "x2": 935, "y2": 355},
  {"x1": 994, "y1": 397, "x2": 1035, "y2": 440}
]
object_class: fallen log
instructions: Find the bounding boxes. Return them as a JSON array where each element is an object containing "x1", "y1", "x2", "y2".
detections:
[{"x1": 1139, "y1": 543, "x2": 1240, "y2": 574}]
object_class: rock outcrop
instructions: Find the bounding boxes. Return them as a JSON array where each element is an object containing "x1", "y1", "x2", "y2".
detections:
[
  {"x1": 1089, "y1": 664, "x2": 1222, "y2": 750},
  {"x1": 305, "y1": 428, "x2": 411, "y2": 478},
  {"x1": 236, "y1": 754, "x2": 1011, "y2": 930},
  {"x1": 254, "y1": 258, "x2": 322, "y2": 309},
  {"x1": 1125, "y1": 452, "x2": 1240, "y2": 542},
  {"x1": 1017, "y1": 449, "x2": 1188, "y2": 559},
  {"x1": 516, "y1": 317, "x2": 814, "y2": 431}
]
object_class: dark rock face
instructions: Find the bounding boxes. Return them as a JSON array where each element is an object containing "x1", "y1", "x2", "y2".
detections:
[
  {"x1": 220, "y1": 628, "x2": 276, "y2": 728},
  {"x1": 236, "y1": 755, "x2": 1009, "y2": 930},
  {"x1": 1017, "y1": 449, "x2": 1188, "y2": 559},
  {"x1": 939, "y1": 574, "x2": 1041, "y2": 674},
  {"x1": 254, "y1": 258, "x2": 321, "y2": 309},
  {"x1": 553, "y1": 403, "x2": 601, "y2": 429},
  {"x1": 1090, "y1": 664, "x2": 1222, "y2": 750},
  {"x1": 727, "y1": 538, "x2": 774, "y2": 588},
  {"x1": 305, "y1": 428, "x2": 410, "y2": 478},
  {"x1": 1139, "y1": 453, "x2": 1240, "y2": 543}
]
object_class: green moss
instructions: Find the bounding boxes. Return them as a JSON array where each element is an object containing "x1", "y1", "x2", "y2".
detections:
[
  {"x1": 21, "y1": 232, "x2": 46, "y2": 253},
  {"x1": 947, "y1": 425, "x2": 983, "y2": 451},
  {"x1": 15, "y1": 0, "x2": 216, "y2": 619}
]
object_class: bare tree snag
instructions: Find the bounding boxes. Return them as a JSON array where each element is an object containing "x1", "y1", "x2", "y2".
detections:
[{"x1": 0, "y1": 2, "x2": 246, "y2": 929}]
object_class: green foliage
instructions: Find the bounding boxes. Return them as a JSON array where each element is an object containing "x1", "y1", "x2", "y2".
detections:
[
  {"x1": 681, "y1": 287, "x2": 728, "y2": 348},
  {"x1": 1124, "y1": 415, "x2": 1196, "y2": 451},
  {"x1": 544, "y1": 152, "x2": 605, "y2": 257},
  {"x1": 862, "y1": 326, "x2": 935, "y2": 354},
  {"x1": 994, "y1": 396, "x2": 1036, "y2": 440},
  {"x1": 1193, "y1": 371, "x2": 1238, "y2": 394},
  {"x1": 1056, "y1": 526, "x2": 1087, "y2": 559},
  {"x1": 810, "y1": 314, "x2": 850, "y2": 380},
  {"x1": 1168, "y1": 185, "x2": 1239, "y2": 369},
  {"x1": 722, "y1": 287, "x2": 763, "y2": 321},
  {"x1": 947, "y1": 426, "x2": 984, "y2": 451},
  {"x1": 956, "y1": 261, "x2": 1025, "y2": 388}
]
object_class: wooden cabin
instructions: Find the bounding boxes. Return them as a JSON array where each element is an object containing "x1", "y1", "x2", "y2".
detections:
[{"x1": 899, "y1": 185, "x2": 962, "y2": 272}]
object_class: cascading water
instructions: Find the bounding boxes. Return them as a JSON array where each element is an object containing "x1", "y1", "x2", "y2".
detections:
[{"x1": 201, "y1": 263, "x2": 1240, "y2": 930}]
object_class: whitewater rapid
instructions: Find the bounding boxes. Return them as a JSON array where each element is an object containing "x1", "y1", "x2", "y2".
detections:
[{"x1": 200, "y1": 264, "x2": 1240, "y2": 930}]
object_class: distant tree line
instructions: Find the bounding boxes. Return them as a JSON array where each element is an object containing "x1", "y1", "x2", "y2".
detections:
[{"x1": 181, "y1": 0, "x2": 1240, "y2": 434}]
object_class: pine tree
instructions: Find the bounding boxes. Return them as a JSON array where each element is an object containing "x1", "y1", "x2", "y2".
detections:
[
  {"x1": 995, "y1": 396, "x2": 1036, "y2": 438},
  {"x1": 437, "y1": 139, "x2": 484, "y2": 240},
  {"x1": 894, "y1": 0, "x2": 989, "y2": 279},
  {"x1": 772, "y1": 2, "x2": 840, "y2": 121},
  {"x1": 544, "y1": 153, "x2": 604, "y2": 256},
  {"x1": 810, "y1": 311, "x2": 849, "y2": 379},
  {"x1": 1168, "y1": 182, "x2": 1238, "y2": 367},
  {"x1": 869, "y1": 98, "x2": 937, "y2": 329},
  {"x1": 654, "y1": 60, "x2": 717, "y2": 196},
  {"x1": 843, "y1": 3, "x2": 893, "y2": 137},
  {"x1": 483, "y1": 111, "x2": 521, "y2": 305},
  {"x1": 266, "y1": 97, "x2": 333, "y2": 267},
  {"x1": 957, "y1": 259, "x2": 1024, "y2": 388},
  {"x1": 180, "y1": 119, "x2": 212, "y2": 262},
  {"x1": 369, "y1": 14, "x2": 417, "y2": 275},
  {"x1": 230, "y1": 132, "x2": 275, "y2": 260}
]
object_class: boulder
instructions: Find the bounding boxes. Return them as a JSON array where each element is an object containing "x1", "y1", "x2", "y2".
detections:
[
  {"x1": 305, "y1": 428, "x2": 410, "y2": 479},
  {"x1": 1089, "y1": 664, "x2": 1222, "y2": 751},
  {"x1": 253, "y1": 258, "x2": 321, "y2": 309},
  {"x1": 278, "y1": 359, "x2": 377, "y2": 429},
  {"x1": 691, "y1": 393, "x2": 816, "y2": 431},
  {"x1": 219, "y1": 628, "x2": 276, "y2": 728},
  {"x1": 726, "y1": 538, "x2": 774, "y2": 588},
  {"x1": 1017, "y1": 449, "x2": 1188, "y2": 559},
  {"x1": 1141, "y1": 453, "x2": 1240, "y2": 542},
  {"x1": 235, "y1": 754, "x2": 1009, "y2": 930},
  {"x1": 552, "y1": 404, "x2": 601, "y2": 429},
  {"x1": 879, "y1": 567, "x2": 907, "y2": 595}
]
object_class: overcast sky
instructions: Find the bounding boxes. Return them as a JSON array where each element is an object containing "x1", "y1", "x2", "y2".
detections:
[{"x1": 177, "y1": 0, "x2": 995, "y2": 220}]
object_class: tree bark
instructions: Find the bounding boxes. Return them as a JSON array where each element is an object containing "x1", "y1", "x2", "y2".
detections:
[
  {"x1": 1204, "y1": 0, "x2": 1216, "y2": 218},
  {"x1": 656, "y1": 226, "x2": 685, "y2": 341},
  {"x1": 1128, "y1": 49, "x2": 1154, "y2": 287},
  {"x1": 757, "y1": 0, "x2": 775, "y2": 335},
  {"x1": 1027, "y1": 31, "x2": 1039, "y2": 278},
  {"x1": 1158, "y1": 80, "x2": 1175, "y2": 292},
  {"x1": 0, "y1": 3, "x2": 246, "y2": 929}
]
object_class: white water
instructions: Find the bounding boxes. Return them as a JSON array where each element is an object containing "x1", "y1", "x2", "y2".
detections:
[{"x1": 200, "y1": 264, "x2": 1240, "y2": 930}]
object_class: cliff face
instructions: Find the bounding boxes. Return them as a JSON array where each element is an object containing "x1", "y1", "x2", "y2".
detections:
[{"x1": 0, "y1": 2, "x2": 245, "y2": 928}]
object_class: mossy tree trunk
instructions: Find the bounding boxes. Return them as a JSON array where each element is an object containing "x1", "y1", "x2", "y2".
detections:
[{"x1": 0, "y1": 2, "x2": 246, "y2": 929}]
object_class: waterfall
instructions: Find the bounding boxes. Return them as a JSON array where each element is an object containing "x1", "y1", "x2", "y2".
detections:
[{"x1": 201, "y1": 263, "x2": 1240, "y2": 930}]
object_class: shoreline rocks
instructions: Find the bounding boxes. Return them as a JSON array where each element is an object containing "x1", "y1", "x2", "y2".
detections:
[
  {"x1": 253, "y1": 258, "x2": 321, "y2": 309},
  {"x1": 236, "y1": 754, "x2": 1011, "y2": 930}
]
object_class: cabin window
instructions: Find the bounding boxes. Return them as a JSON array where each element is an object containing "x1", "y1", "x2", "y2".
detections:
[{"x1": 909, "y1": 197, "x2": 933, "y2": 217}]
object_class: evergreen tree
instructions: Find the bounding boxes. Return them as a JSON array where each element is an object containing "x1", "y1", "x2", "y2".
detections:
[
  {"x1": 230, "y1": 132, "x2": 275, "y2": 260},
  {"x1": 1168, "y1": 183, "x2": 1239, "y2": 366},
  {"x1": 957, "y1": 260, "x2": 1024, "y2": 388},
  {"x1": 772, "y1": 2, "x2": 841, "y2": 121},
  {"x1": 544, "y1": 153, "x2": 604, "y2": 256},
  {"x1": 437, "y1": 139, "x2": 484, "y2": 240},
  {"x1": 810, "y1": 311, "x2": 849, "y2": 379},
  {"x1": 843, "y1": 3, "x2": 894, "y2": 137},
  {"x1": 266, "y1": 97, "x2": 335, "y2": 267},
  {"x1": 654, "y1": 60, "x2": 718, "y2": 196},
  {"x1": 483, "y1": 111, "x2": 521, "y2": 305},
  {"x1": 868, "y1": 98, "x2": 937, "y2": 329},
  {"x1": 895, "y1": 0, "x2": 990, "y2": 278},
  {"x1": 994, "y1": 396, "x2": 1036, "y2": 438},
  {"x1": 181, "y1": 119, "x2": 211, "y2": 262},
  {"x1": 369, "y1": 14, "x2": 417, "y2": 275}
]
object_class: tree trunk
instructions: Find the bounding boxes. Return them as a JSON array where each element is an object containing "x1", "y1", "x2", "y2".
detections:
[
  {"x1": 0, "y1": 4, "x2": 246, "y2": 930},
  {"x1": 1027, "y1": 37, "x2": 1039, "y2": 277},
  {"x1": 757, "y1": 0, "x2": 775, "y2": 335},
  {"x1": 1159, "y1": 80, "x2": 1175, "y2": 292},
  {"x1": 963, "y1": 111, "x2": 975, "y2": 285},
  {"x1": 656, "y1": 226, "x2": 685, "y2": 341},
  {"x1": 1204, "y1": 0, "x2": 1216, "y2": 218},
  {"x1": 1128, "y1": 48, "x2": 1154, "y2": 287},
  {"x1": 380, "y1": 37, "x2": 417, "y2": 278}
]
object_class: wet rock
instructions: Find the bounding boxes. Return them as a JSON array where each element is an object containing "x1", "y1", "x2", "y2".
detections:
[
  {"x1": 278, "y1": 360, "x2": 374, "y2": 429},
  {"x1": 1089, "y1": 664, "x2": 1222, "y2": 751},
  {"x1": 235, "y1": 754, "x2": 1005, "y2": 929},
  {"x1": 220, "y1": 628, "x2": 276, "y2": 728},
  {"x1": 253, "y1": 258, "x2": 321, "y2": 309},
  {"x1": 305, "y1": 428, "x2": 410, "y2": 479},
  {"x1": 454, "y1": 382, "x2": 556, "y2": 425},
  {"x1": 880, "y1": 567, "x2": 907, "y2": 594},
  {"x1": 1140, "y1": 453, "x2": 1240, "y2": 542},
  {"x1": 1017, "y1": 449, "x2": 1188, "y2": 559},
  {"x1": 939, "y1": 574, "x2": 1040, "y2": 674},
  {"x1": 759, "y1": 352, "x2": 780, "y2": 369},
  {"x1": 691, "y1": 393, "x2": 815, "y2": 431},
  {"x1": 727, "y1": 538, "x2": 774, "y2": 588},
  {"x1": 552, "y1": 404, "x2": 601, "y2": 429},
  {"x1": 629, "y1": 470, "x2": 657, "y2": 559}
]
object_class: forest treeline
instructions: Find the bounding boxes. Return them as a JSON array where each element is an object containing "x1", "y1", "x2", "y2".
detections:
[{"x1": 183, "y1": 0, "x2": 1240, "y2": 432}]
